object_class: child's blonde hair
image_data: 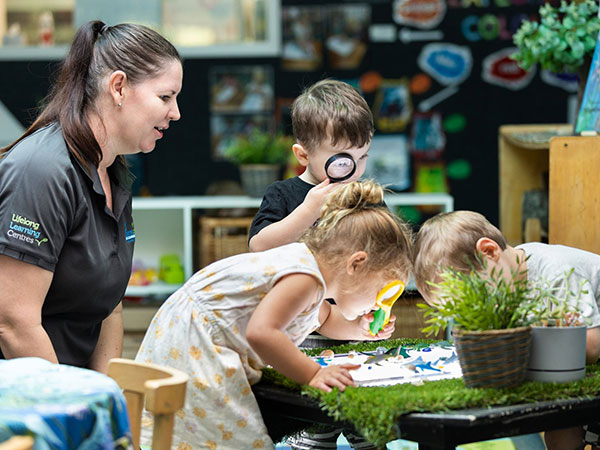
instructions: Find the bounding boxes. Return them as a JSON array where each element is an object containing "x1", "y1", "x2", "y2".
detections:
[
  {"x1": 412, "y1": 211, "x2": 507, "y2": 299},
  {"x1": 300, "y1": 180, "x2": 412, "y2": 283},
  {"x1": 291, "y1": 79, "x2": 374, "y2": 153}
]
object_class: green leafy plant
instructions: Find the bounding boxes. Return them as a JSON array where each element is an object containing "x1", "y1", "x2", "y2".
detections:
[
  {"x1": 223, "y1": 130, "x2": 293, "y2": 165},
  {"x1": 512, "y1": 0, "x2": 600, "y2": 73},
  {"x1": 418, "y1": 261, "x2": 535, "y2": 336},
  {"x1": 418, "y1": 259, "x2": 588, "y2": 336},
  {"x1": 527, "y1": 268, "x2": 588, "y2": 327}
]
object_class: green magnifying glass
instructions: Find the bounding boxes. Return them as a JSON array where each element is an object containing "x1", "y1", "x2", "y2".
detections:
[{"x1": 369, "y1": 280, "x2": 405, "y2": 336}]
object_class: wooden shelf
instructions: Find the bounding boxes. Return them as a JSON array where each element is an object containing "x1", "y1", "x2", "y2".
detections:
[{"x1": 499, "y1": 124, "x2": 573, "y2": 246}]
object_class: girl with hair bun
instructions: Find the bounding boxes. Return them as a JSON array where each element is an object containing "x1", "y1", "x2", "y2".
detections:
[
  {"x1": 0, "y1": 20, "x2": 182, "y2": 372},
  {"x1": 136, "y1": 180, "x2": 413, "y2": 449}
]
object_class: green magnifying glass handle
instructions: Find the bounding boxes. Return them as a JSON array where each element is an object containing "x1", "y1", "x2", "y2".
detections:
[{"x1": 370, "y1": 309, "x2": 387, "y2": 335}]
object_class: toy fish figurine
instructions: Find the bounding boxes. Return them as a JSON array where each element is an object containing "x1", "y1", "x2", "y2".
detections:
[{"x1": 369, "y1": 280, "x2": 405, "y2": 335}]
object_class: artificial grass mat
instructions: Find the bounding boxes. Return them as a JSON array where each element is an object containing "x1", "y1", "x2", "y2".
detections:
[{"x1": 260, "y1": 337, "x2": 600, "y2": 448}]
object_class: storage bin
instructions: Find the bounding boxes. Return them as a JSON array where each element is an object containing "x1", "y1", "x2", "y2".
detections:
[{"x1": 198, "y1": 216, "x2": 253, "y2": 267}]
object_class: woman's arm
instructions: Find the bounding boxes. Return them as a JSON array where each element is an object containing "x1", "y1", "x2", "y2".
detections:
[
  {"x1": 0, "y1": 255, "x2": 58, "y2": 362},
  {"x1": 87, "y1": 301, "x2": 123, "y2": 374}
]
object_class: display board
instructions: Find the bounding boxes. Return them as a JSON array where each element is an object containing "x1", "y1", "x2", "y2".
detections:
[{"x1": 0, "y1": 0, "x2": 574, "y2": 225}]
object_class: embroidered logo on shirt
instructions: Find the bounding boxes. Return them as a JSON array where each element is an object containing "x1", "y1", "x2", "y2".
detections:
[
  {"x1": 6, "y1": 213, "x2": 47, "y2": 246},
  {"x1": 125, "y1": 222, "x2": 135, "y2": 243}
]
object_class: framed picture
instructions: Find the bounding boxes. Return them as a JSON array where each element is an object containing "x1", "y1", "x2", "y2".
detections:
[
  {"x1": 282, "y1": 6, "x2": 324, "y2": 71},
  {"x1": 325, "y1": 4, "x2": 370, "y2": 70},
  {"x1": 362, "y1": 134, "x2": 410, "y2": 191},
  {"x1": 410, "y1": 112, "x2": 446, "y2": 160},
  {"x1": 210, "y1": 65, "x2": 274, "y2": 113},
  {"x1": 373, "y1": 79, "x2": 413, "y2": 133},
  {"x1": 210, "y1": 114, "x2": 274, "y2": 159}
]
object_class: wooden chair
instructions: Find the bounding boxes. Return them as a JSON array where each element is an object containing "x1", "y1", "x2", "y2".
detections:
[
  {"x1": 0, "y1": 436, "x2": 34, "y2": 450},
  {"x1": 107, "y1": 358, "x2": 189, "y2": 450}
]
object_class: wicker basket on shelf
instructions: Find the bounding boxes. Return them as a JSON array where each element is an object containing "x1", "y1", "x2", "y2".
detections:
[
  {"x1": 199, "y1": 216, "x2": 253, "y2": 268},
  {"x1": 452, "y1": 326, "x2": 532, "y2": 389}
]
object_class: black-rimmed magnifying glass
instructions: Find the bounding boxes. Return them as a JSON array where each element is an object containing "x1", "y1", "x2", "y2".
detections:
[{"x1": 324, "y1": 153, "x2": 356, "y2": 183}]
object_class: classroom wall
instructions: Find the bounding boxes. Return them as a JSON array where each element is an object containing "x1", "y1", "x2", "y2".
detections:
[{"x1": 0, "y1": 0, "x2": 574, "y2": 226}]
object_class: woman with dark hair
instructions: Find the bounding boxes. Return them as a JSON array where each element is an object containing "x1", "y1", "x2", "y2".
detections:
[{"x1": 0, "y1": 20, "x2": 182, "y2": 373}]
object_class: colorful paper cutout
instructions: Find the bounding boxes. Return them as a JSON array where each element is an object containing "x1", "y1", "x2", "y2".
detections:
[
  {"x1": 393, "y1": 0, "x2": 446, "y2": 29},
  {"x1": 443, "y1": 113, "x2": 467, "y2": 133},
  {"x1": 481, "y1": 47, "x2": 535, "y2": 90},
  {"x1": 418, "y1": 43, "x2": 473, "y2": 86},
  {"x1": 446, "y1": 159, "x2": 472, "y2": 180}
]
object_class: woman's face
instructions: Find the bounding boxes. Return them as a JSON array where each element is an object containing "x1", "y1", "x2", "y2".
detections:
[{"x1": 117, "y1": 59, "x2": 182, "y2": 155}]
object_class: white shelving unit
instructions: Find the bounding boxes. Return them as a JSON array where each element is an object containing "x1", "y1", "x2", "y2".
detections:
[{"x1": 126, "y1": 193, "x2": 454, "y2": 297}]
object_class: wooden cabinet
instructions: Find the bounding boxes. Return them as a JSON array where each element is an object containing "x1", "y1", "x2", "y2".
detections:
[
  {"x1": 499, "y1": 124, "x2": 573, "y2": 246},
  {"x1": 549, "y1": 136, "x2": 600, "y2": 254}
]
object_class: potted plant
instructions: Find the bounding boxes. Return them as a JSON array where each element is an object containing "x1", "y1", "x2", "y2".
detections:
[
  {"x1": 512, "y1": 0, "x2": 600, "y2": 114},
  {"x1": 223, "y1": 131, "x2": 293, "y2": 197},
  {"x1": 420, "y1": 261, "x2": 590, "y2": 387},
  {"x1": 419, "y1": 262, "x2": 536, "y2": 388},
  {"x1": 524, "y1": 269, "x2": 588, "y2": 382}
]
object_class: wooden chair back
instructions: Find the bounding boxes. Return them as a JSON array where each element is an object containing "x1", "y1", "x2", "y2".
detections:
[
  {"x1": 107, "y1": 358, "x2": 188, "y2": 450},
  {"x1": 0, "y1": 436, "x2": 34, "y2": 450}
]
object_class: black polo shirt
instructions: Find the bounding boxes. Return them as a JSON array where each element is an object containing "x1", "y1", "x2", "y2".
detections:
[{"x1": 0, "y1": 124, "x2": 135, "y2": 367}]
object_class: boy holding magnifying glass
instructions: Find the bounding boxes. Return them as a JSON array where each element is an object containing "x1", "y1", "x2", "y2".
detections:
[
  {"x1": 248, "y1": 79, "x2": 385, "y2": 450},
  {"x1": 249, "y1": 79, "x2": 373, "y2": 252}
]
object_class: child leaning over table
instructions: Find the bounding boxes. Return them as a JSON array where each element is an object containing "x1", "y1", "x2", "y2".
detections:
[
  {"x1": 248, "y1": 78, "x2": 384, "y2": 449},
  {"x1": 135, "y1": 180, "x2": 413, "y2": 450},
  {"x1": 412, "y1": 210, "x2": 600, "y2": 450}
]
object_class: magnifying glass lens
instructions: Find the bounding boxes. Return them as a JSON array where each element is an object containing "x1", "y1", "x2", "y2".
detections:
[
  {"x1": 325, "y1": 153, "x2": 357, "y2": 182},
  {"x1": 328, "y1": 158, "x2": 353, "y2": 178},
  {"x1": 380, "y1": 284, "x2": 403, "y2": 300}
]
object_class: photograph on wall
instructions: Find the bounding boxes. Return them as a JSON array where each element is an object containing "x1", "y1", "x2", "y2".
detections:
[
  {"x1": 210, "y1": 114, "x2": 274, "y2": 159},
  {"x1": 362, "y1": 134, "x2": 410, "y2": 191},
  {"x1": 282, "y1": 6, "x2": 324, "y2": 71},
  {"x1": 373, "y1": 79, "x2": 413, "y2": 133},
  {"x1": 410, "y1": 112, "x2": 446, "y2": 160},
  {"x1": 325, "y1": 4, "x2": 370, "y2": 70},
  {"x1": 210, "y1": 65, "x2": 274, "y2": 113}
]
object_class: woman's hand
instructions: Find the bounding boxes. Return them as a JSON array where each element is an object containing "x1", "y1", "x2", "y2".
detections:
[
  {"x1": 308, "y1": 363, "x2": 360, "y2": 393},
  {"x1": 358, "y1": 312, "x2": 396, "y2": 340}
]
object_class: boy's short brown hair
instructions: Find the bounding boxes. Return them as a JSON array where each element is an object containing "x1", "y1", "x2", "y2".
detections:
[
  {"x1": 291, "y1": 79, "x2": 374, "y2": 152},
  {"x1": 412, "y1": 211, "x2": 507, "y2": 300}
]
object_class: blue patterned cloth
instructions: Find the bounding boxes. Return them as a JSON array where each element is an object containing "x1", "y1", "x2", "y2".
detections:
[{"x1": 0, "y1": 358, "x2": 131, "y2": 449}]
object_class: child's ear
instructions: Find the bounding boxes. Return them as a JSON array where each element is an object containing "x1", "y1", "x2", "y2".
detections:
[
  {"x1": 346, "y1": 251, "x2": 368, "y2": 275},
  {"x1": 292, "y1": 143, "x2": 309, "y2": 167},
  {"x1": 475, "y1": 237, "x2": 502, "y2": 261}
]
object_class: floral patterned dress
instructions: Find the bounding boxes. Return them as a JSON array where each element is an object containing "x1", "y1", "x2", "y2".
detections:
[{"x1": 136, "y1": 242, "x2": 326, "y2": 450}]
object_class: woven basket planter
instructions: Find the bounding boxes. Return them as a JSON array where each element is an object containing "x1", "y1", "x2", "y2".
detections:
[
  {"x1": 239, "y1": 164, "x2": 280, "y2": 198},
  {"x1": 453, "y1": 326, "x2": 532, "y2": 389}
]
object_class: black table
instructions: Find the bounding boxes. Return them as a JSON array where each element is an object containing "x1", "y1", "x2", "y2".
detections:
[{"x1": 253, "y1": 382, "x2": 600, "y2": 449}]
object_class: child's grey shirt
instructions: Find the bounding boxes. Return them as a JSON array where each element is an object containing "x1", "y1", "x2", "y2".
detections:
[{"x1": 518, "y1": 242, "x2": 600, "y2": 328}]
